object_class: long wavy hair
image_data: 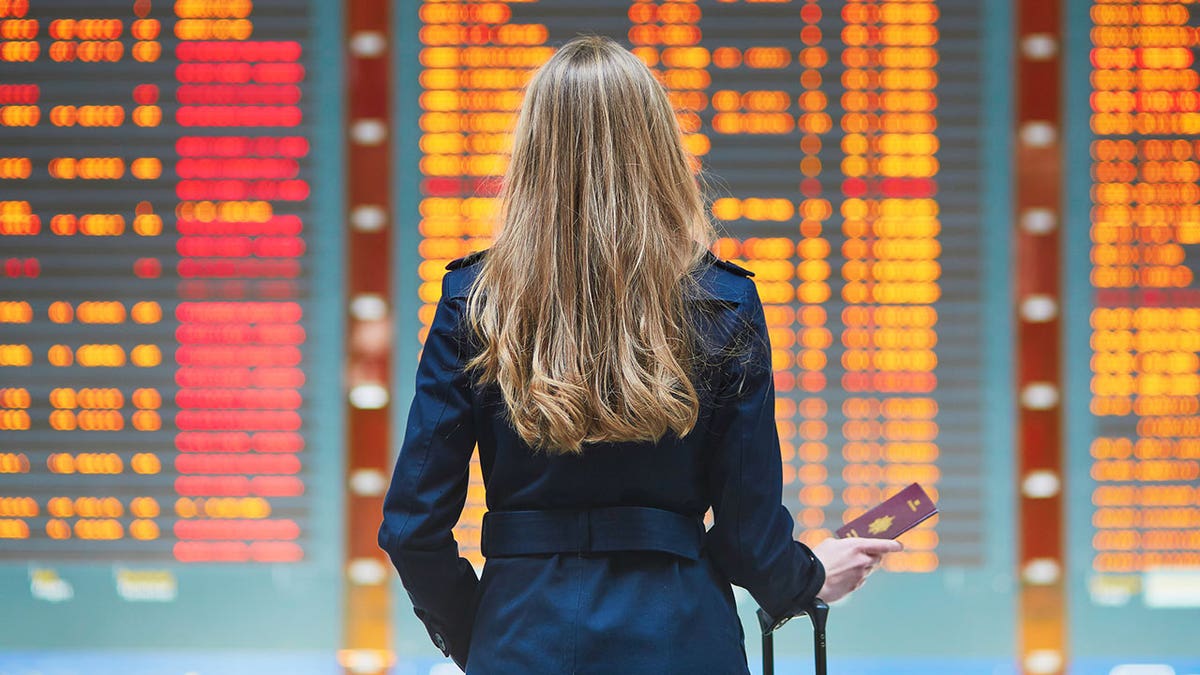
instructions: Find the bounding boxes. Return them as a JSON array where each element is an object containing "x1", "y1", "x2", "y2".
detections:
[{"x1": 463, "y1": 34, "x2": 719, "y2": 455}]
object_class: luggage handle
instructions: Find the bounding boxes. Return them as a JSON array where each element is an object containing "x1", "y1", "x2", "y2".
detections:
[{"x1": 757, "y1": 599, "x2": 828, "y2": 675}]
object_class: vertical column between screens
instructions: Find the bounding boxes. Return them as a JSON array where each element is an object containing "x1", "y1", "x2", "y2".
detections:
[
  {"x1": 346, "y1": 0, "x2": 394, "y2": 670},
  {"x1": 173, "y1": 12, "x2": 308, "y2": 563},
  {"x1": 1015, "y1": 0, "x2": 1066, "y2": 674}
]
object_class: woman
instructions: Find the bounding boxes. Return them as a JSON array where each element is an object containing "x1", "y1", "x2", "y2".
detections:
[{"x1": 378, "y1": 35, "x2": 900, "y2": 674}]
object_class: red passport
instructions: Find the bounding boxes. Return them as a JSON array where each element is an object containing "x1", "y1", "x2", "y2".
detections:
[{"x1": 835, "y1": 483, "x2": 938, "y2": 539}]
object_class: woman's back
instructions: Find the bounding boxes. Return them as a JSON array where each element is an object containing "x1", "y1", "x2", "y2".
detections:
[
  {"x1": 376, "y1": 34, "x2": 841, "y2": 674},
  {"x1": 468, "y1": 247, "x2": 746, "y2": 672},
  {"x1": 379, "y1": 247, "x2": 825, "y2": 673}
]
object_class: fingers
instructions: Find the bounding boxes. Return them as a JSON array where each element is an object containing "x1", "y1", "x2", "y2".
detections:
[
  {"x1": 823, "y1": 537, "x2": 904, "y2": 600},
  {"x1": 851, "y1": 552, "x2": 880, "y2": 569},
  {"x1": 851, "y1": 538, "x2": 904, "y2": 555}
]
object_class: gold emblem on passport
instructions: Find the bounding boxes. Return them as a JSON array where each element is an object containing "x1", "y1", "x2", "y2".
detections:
[
  {"x1": 867, "y1": 515, "x2": 894, "y2": 535},
  {"x1": 836, "y1": 483, "x2": 940, "y2": 540}
]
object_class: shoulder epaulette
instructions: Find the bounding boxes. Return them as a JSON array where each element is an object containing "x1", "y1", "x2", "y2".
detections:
[
  {"x1": 445, "y1": 248, "x2": 489, "y2": 271},
  {"x1": 703, "y1": 250, "x2": 755, "y2": 278}
]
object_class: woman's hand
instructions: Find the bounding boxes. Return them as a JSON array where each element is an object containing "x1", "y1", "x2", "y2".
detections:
[{"x1": 811, "y1": 536, "x2": 903, "y2": 603}]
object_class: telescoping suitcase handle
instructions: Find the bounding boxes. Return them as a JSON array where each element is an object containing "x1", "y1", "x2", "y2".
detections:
[{"x1": 757, "y1": 599, "x2": 828, "y2": 675}]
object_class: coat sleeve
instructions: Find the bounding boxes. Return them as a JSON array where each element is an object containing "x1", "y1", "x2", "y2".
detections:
[
  {"x1": 704, "y1": 280, "x2": 826, "y2": 628},
  {"x1": 377, "y1": 276, "x2": 479, "y2": 670}
]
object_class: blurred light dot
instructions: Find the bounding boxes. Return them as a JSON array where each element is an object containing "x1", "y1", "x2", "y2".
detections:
[
  {"x1": 1020, "y1": 121, "x2": 1057, "y2": 148},
  {"x1": 349, "y1": 468, "x2": 387, "y2": 497},
  {"x1": 349, "y1": 384, "x2": 388, "y2": 409},
  {"x1": 347, "y1": 557, "x2": 387, "y2": 585},
  {"x1": 1021, "y1": 382, "x2": 1059, "y2": 410},
  {"x1": 1021, "y1": 34, "x2": 1057, "y2": 60},
  {"x1": 339, "y1": 649, "x2": 388, "y2": 675},
  {"x1": 1020, "y1": 295, "x2": 1058, "y2": 323},
  {"x1": 352, "y1": 119, "x2": 387, "y2": 145},
  {"x1": 351, "y1": 205, "x2": 387, "y2": 232},
  {"x1": 350, "y1": 31, "x2": 386, "y2": 58},
  {"x1": 1025, "y1": 650, "x2": 1063, "y2": 674},
  {"x1": 1021, "y1": 208, "x2": 1057, "y2": 234},
  {"x1": 1022, "y1": 558, "x2": 1061, "y2": 585},
  {"x1": 1022, "y1": 470, "x2": 1061, "y2": 499},
  {"x1": 351, "y1": 294, "x2": 388, "y2": 321}
]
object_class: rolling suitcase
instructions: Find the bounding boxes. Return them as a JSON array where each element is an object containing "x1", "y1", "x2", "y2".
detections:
[{"x1": 757, "y1": 599, "x2": 828, "y2": 675}]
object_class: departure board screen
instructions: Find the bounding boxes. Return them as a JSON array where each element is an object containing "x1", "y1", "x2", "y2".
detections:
[
  {"x1": 1066, "y1": 0, "x2": 1200, "y2": 670},
  {"x1": 0, "y1": 0, "x2": 343, "y2": 658},
  {"x1": 396, "y1": 0, "x2": 1015, "y2": 671},
  {"x1": 9, "y1": 0, "x2": 1199, "y2": 672}
]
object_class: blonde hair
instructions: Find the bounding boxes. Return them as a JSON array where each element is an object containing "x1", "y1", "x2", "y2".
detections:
[{"x1": 463, "y1": 34, "x2": 718, "y2": 455}]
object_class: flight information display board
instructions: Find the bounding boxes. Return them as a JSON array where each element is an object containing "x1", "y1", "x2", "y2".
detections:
[
  {"x1": 1066, "y1": 0, "x2": 1200, "y2": 670},
  {"x1": 8, "y1": 0, "x2": 1199, "y2": 672},
  {"x1": 0, "y1": 0, "x2": 343, "y2": 659},
  {"x1": 397, "y1": 0, "x2": 1015, "y2": 671}
]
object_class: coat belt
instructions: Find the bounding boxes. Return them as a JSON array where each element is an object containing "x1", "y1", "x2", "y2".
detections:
[{"x1": 480, "y1": 506, "x2": 705, "y2": 561}]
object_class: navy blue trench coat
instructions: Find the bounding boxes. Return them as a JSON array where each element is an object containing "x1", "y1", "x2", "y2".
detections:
[{"x1": 378, "y1": 249, "x2": 825, "y2": 674}]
